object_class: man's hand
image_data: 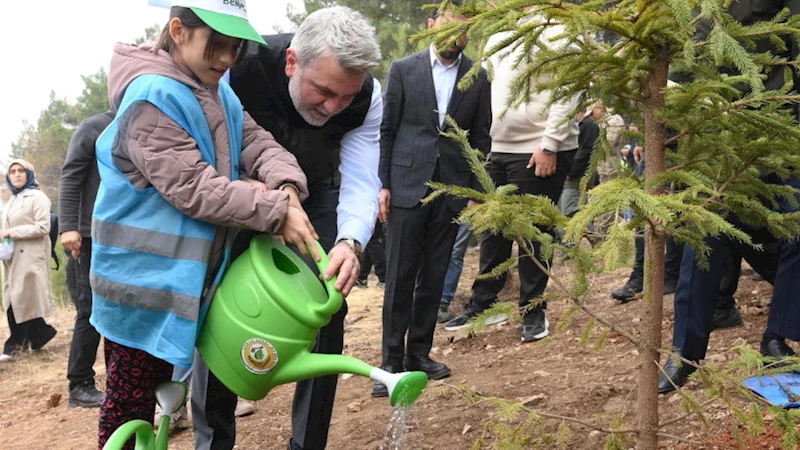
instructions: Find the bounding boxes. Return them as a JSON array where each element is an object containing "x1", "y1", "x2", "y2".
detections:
[
  {"x1": 324, "y1": 241, "x2": 360, "y2": 296},
  {"x1": 633, "y1": 146, "x2": 645, "y2": 164},
  {"x1": 379, "y1": 188, "x2": 391, "y2": 223},
  {"x1": 0, "y1": 230, "x2": 10, "y2": 240},
  {"x1": 467, "y1": 199, "x2": 481, "y2": 208},
  {"x1": 280, "y1": 206, "x2": 320, "y2": 261},
  {"x1": 527, "y1": 149, "x2": 557, "y2": 177},
  {"x1": 61, "y1": 230, "x2": 82, "y2": 259}
]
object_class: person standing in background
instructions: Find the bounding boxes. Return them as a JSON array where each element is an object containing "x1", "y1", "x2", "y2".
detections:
[{"x1": 59, "y1": 111, "x2": 114, "y2": 408}]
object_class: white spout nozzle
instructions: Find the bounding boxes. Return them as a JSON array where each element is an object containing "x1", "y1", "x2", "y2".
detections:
[{"x1": 370, "y1": 368, "x2": 428, "y2": 407}]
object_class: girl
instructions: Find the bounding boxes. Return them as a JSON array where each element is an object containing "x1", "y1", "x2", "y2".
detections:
[
  {"x1": 91, "y1": 1, "x2": 318, "y2": 448},
  {"x1": 0, "y1": 159, "x2": 57, "y2": 361}
]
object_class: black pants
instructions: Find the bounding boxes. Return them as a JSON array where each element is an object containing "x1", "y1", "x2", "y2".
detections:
[
  {"x1": 359, "y1": 220, "x2": 386, "y2": 282},
  {"x1": 4, "y1": 306, "x2": 56, "y2": 355},
  {"x1": 382, "y1": 193, "x2": 459, "y2": 363},
  {"x1": 194, "y1": 187, "x2": 345, "y2": 450},
  {"x1": 66, "y1": 239, "x2": 102, "y2": 390},
  {"x1": 470, "y1": 151, "x2": 572, "y2": 312}
]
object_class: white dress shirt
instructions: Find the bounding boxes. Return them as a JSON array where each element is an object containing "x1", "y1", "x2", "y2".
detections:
[
  {"x1": 429, "y1": 44, "x2": 462, "y2": 127},
  {"x1": 336, "y1": 78, "x2": 383, "y2": 246}
]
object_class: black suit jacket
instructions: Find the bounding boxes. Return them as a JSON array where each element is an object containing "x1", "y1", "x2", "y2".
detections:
[{"x1": 379, "y1": 50, "x2": 491, "y2": 211}]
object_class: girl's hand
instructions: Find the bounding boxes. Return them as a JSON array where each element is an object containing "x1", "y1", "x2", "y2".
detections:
[
  {"x1": 0, "y1": 230, "x2": 10, "y2": 239},
  {"x1": 280, "y1": 206, "x2": 320, "y2": 261}
]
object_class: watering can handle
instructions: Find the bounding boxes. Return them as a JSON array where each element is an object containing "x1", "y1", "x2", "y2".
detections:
[{"x1": 307, "y1": 241, "x2": 345, "y2": 318}]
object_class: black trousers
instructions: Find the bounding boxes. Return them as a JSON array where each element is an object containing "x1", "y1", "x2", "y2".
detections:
[
  {"x1": 4, "y1": 306, "x2": 56, "y2": 355},
  {"x1": 358, "y1": 220, "x2": 386, "y2": 282},
  {"x1": 66, "y1": 239, "x2": 102, "y2": 390},
  {"x1": 470, "y1": 151, "x2": 572, "y2": 312},
  {"x1": 195, "y1": 187, "x2": 345, "y2": 450},
  {"x1": 382, "y1": 193, "x2": 459, "y2": 363}
]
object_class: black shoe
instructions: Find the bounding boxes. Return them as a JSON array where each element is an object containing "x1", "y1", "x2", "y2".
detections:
[
  {"x1": 403, "y1": 355, "x2": 451, "y2": 380},
  {"x1": 444, "y1": 305, "x2": 479, "y2": 331},
  {"x1": 356, "y1": 278, "x2": 368, "y2": 289},
  {"x1": 611, "y1": 277, "x2": 643, "y2": 303},
  {"x1": 760, "y1": 339, "x2": 796, "y2": 360},
  {"x1": 68, "y1": 382, "x2": 104, "y2": 408},
  {"x1": 664, "y1": 278, "x2": 678, "y2": 295},
  {"x1": 520, "y1": 309, "x2": 549, "y2": 342},
  {"x1": 658, "y1": 356, "x2": 697, "y2": 394},
  {"x1": 30, "y1": 326, "x2": 57, "y2": 351},
  {"x1": 711, "y1": 305, "x2": 743, "y2": 330},
  {"x1": 437, "y1": 302, "x2": 455, "y2": 323},
  {"x1": 372, "y1": 363, "x2": 403, "y2": 398}
]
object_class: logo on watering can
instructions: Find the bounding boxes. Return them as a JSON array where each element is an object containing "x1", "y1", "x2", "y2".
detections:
[{"x1": 241, "y1": 338, "x2": 279, "y2": 374}]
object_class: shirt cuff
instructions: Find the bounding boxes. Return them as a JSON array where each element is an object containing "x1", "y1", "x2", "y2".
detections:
[
  {"x1": 336, "y1": 219, "x2": 372, "y2": 249},
  {"x1": 278, "y1": 183, "x2": 299, "y2": 195}
]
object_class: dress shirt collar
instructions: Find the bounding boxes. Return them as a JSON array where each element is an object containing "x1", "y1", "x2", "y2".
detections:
[{"x1": 429, "y1": 44, "x2": 462, "y2": 70}]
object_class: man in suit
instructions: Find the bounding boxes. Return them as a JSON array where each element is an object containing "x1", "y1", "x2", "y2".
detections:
[{"x1": 374, "y1": 1, "x2": 492, "y2": 397}]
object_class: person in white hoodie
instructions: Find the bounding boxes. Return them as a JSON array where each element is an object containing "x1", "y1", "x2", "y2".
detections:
[{"x1": 445, "y1": 22, "x2": 579, "y2": 342}]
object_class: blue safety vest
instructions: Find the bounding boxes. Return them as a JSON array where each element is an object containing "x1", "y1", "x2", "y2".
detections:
[{"x1": 90, "y1": 74, "x2": 242, "y2": 367}]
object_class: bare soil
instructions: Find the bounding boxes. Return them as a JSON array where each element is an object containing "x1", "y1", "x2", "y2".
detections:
[{"x1": 0, "y1": 247, "x2": 788, "y2": 450}]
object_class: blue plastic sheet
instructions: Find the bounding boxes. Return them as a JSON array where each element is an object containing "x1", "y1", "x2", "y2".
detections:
[{"x1": 743, "y1": 373, "x2": 800, "y2": 409}]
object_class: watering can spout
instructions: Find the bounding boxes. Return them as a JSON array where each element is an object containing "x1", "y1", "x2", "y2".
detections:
[
  {"x1": 273, "y1": 352, "x2": 374, "y2": 386},
  {"x1": 272, "y1": 353, "x2": 428, "y2": 407}
]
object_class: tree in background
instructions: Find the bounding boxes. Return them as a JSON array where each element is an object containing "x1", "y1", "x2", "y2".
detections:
[{"x1": 8, "y1": 25, "x2": 159, "y2": 208}]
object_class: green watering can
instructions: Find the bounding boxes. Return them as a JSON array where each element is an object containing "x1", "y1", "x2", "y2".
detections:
[{"x1": 103, "y1": 235, "x2": 427, "y2": 450}]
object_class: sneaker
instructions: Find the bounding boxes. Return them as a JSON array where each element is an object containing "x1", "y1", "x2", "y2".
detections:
[
  {"x1": 235, "y1": 400, "x2": 256, "y2": 417},
  {"x1": 173, "y1": 406, "x2": 189, "y2": 430},
  {"x1": 437, "y1": 302, "x2": 454, "y2": 323},
  {"x1": 68, "y1": 382, "x2": 104, "y2": 408},
  {"x1": 154, "y1": 404, "x2": 189, "y2": 431},
  {"x1": 752, "y1": 272, "x2": 766, "y2": 282},
  {"x1": 444, "y1": 305, "x2": 507, "y2": 331},
  {"x1": 355, "y1": 278, "x2": 368, "y2": 289},
  {"x1": 711, "y1": 305, "x2": 743, "y2": 330},
  {"x1": 611, "y1": 277, "x2": 643, "y2": 303},
  {"x1": 376, "y1": 281, "x2": 385, "y2": 289},
  {"x1": 520, "y1": 310, "x2": 549, "y2": 342},
  {"x1": 0, "y1": 354, "x2": 12, "y2": 362}
]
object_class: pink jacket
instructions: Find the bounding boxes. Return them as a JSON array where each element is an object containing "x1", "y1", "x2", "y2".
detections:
[{"x1": 107, "y1": 43, "x2": 308, "y2": 234}]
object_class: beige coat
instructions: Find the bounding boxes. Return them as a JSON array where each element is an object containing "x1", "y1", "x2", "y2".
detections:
[{"x1": 2, "y1": 187, "x2": 53, "y2": 323}]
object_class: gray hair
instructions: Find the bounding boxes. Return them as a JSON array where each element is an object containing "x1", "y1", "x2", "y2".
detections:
[{"x1": 291, "y1": 6, "x2": 382, "y2": 74}]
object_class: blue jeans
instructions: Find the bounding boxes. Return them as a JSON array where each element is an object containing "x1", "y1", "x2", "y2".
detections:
[{"x1": 440, "y1": 223, "x2": 471, "y2": 304}]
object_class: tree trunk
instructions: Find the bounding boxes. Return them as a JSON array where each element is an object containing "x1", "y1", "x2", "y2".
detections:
[{"x1": 636, "y1": 48, "x2": 670, "y2": 450}]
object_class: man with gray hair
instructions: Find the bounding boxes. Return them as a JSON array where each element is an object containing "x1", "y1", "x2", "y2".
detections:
[{"x1": 192, "y1": 6, "x2": 383, "y2": 450}]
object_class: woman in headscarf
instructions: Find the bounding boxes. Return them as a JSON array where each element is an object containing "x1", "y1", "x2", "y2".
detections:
[{"x1": 0, "y1": 159, "x2": 56, "y2": 361}]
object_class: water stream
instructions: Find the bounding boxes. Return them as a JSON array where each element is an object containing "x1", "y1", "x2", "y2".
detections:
[{"x1": 380, "y1": 405, "x2": 421, "y2": 450}]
